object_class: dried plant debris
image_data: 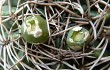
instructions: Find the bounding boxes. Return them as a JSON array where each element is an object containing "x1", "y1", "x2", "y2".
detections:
[{"x1": 0, "y1": 0, "x2": 110, "y2": 70}]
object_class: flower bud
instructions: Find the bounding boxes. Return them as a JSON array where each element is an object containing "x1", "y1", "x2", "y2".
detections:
[
  {"x1": 67, "y1": 26, "x2": 90, "y2": 51},
  {"x1": 21, "y1": 15, "x2": 49, "y2": 44}
]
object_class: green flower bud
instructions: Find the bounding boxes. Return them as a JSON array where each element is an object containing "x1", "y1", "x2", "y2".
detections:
[
  {"x1": 21, "y1": 15, "x2": 49, "y2": 44},
  {"x1": 67, "y1": 26, "x2": 90, "y2": 51}
]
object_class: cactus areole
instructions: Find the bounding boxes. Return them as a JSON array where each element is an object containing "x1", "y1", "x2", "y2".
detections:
[
  {"x1": 21, "y1": 15, "x2": 49, "y2": 43},
  {"x1": 67, "y1": 26, "x2": 90, "y2": 51}
]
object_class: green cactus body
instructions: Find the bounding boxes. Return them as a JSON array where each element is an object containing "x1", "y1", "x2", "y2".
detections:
[
  {"x1": 21, "y1": 15, "x2": 49, "y2": 44},
  {"x1": 1, "y1": 5, "x2": 17, "y2": 30},
  {"x1": 67, "y1": 26, "x2": 90, "y2": 51},
  {"x1": 93, "y1": 50, "x2": 108, "y2": 58},
  {"x1": 4, "y1": 0, "x2": 24, "y2": 7},
  {"x1": 2, "y1": 5, "x2": 16, "y2": 16}
]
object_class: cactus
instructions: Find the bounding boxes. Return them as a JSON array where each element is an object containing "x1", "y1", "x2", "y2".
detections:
[{"x1": 0, "y1": 0, "x2": 110, "y2": 70}]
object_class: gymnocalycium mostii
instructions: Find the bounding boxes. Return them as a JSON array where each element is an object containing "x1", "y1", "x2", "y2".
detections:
[
  {"x1": 21, "y1": 15, "x2": 49, "y2": 44},
  {"x1": 67, "y1": 26, "x2": 90, "y2": 51}
]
